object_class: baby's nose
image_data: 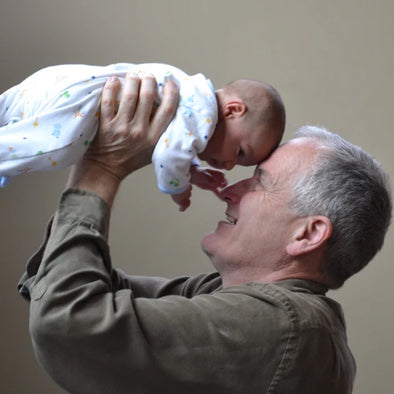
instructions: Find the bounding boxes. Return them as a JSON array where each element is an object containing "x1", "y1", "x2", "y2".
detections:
[{"x1": 224, "y1": 161, "x2": 235, "y2": 170}]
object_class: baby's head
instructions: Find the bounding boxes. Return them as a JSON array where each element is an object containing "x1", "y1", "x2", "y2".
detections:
[{"x1": 198, "y1": 79, "x2": 285, "y2": 170}]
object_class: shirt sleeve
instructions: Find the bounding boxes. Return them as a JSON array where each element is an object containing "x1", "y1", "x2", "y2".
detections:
[{"x1": 111, "y1": 270, "x2": 222, "y2": 298}]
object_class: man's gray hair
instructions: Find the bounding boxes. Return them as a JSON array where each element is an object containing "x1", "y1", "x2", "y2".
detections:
[{"x1": 289, "y1": 125, "x2": 392, "y2": 289}]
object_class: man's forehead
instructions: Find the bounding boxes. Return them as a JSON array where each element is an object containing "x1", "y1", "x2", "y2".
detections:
[
  {"x1": 257, "y1": 142, "x2": 293, "y2": 167},
  {"x1": 254, "y1": 140, "x2": 312, "y2": 180},
  {"x1": 270, "y1": 138, "x2": 318, "y2": 162}
]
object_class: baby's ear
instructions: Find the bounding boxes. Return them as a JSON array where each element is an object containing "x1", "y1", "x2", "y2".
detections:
[{"x1": 223, "y1": 100, "x2": 247, "y2": 119}]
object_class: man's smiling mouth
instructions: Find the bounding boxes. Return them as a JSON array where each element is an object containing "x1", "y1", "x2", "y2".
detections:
[{"x1": 225, "y1": 214, "x2": 237, "y2": 225}]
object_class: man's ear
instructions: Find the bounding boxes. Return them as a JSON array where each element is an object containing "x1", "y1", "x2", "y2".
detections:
[
  {"x1": 222, "y1": 100, "x2": 247, "y2": 119},
  {"x1": 286, "y1": 216, "x2": 332, "y2": 257}
]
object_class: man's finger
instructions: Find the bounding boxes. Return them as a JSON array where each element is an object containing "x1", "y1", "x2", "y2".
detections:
[
  {"x1": 116, "y1": 73, "x2": 140, "y2": 123},
  {"x1": 132, "y1": 75, "x2": 157, "y2": 131},
  {"x1": 100, "y1": 77, "x2": 121, "y2": 124},
  {"x1": 150, "y1": 79, "x2": 179, "y2": 142}
]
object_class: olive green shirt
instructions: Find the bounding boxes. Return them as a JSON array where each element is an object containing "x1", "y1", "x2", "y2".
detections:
[{"x1": 19, "y1": 189, "x2": 356, "y2": 393}]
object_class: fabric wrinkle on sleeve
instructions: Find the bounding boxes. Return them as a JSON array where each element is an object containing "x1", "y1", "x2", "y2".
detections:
[{"x1": 18, "y1": 189, "x2": 111, "y2": 299}]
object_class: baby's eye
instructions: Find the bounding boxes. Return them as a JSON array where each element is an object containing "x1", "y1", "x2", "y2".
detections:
[{"x1": 238, "y1": 148, "x2": 245, "y2": 157}]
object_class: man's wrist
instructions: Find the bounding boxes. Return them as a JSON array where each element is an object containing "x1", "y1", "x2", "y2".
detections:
[{"x1": 66, "y1": 160, "x2": 121, "y2": 208}]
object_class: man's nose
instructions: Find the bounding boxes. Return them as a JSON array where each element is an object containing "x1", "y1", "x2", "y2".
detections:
[{"x1": 218, "y1": 179, "x2": 250, "y2": 203}]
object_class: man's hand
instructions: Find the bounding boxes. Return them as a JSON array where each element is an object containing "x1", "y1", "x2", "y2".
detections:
[
  {"x1": 87, "y1": 73, "x2": 179, "y2": 180},
  {"x1": 66, "y1": 74, "x2": 179, "y2": 206}
]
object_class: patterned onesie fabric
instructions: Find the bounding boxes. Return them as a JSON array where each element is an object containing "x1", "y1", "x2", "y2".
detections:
[{"x1": 0, "y1": 63, "x2": 218, "y2": 193}]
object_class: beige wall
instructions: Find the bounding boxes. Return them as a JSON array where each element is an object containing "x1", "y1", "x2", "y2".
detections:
[{"x1": 1, "y1": 1, "x2": 393, "y2": 393}]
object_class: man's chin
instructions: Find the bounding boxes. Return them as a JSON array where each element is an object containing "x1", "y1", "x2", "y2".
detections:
[{"x1": 200, "y1": 232, "x2": 215, "y2": 258}]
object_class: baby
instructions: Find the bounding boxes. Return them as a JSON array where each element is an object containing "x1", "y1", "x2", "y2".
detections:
[{"x1": 0, "y1": 63, "x2": 285, "y2": 210}]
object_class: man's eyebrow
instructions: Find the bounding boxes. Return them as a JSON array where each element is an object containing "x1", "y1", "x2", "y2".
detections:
[{"x1": 255, "y1": 167, "x2": 269, "y2": 181}]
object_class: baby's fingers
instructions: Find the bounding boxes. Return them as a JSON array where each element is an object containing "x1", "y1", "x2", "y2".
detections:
[
  {"x1": 179, "y1": 198, "x2": 191, "y2": 212},
  {"x1": 207, "y1": 170, "x2": 228, "y2": 187}
]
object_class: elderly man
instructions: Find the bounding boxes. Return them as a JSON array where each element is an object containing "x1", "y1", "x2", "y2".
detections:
[{"x1": 19, "y1": 75, "x2": 391, "y2": 394}]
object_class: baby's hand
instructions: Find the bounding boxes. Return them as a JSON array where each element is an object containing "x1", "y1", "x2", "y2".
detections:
[
  {"x1": 190, "y1": 166, "x2": 228, "y2": 196},
  {"x1": 171, "y1": 185, "x2": 192, "y2": 212}
]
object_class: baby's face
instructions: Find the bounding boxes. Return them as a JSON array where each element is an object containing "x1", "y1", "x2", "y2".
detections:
[{"x1": 198, "y1": 120, "x2": 280, "y2": 170}]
